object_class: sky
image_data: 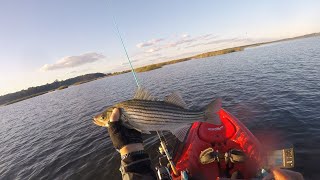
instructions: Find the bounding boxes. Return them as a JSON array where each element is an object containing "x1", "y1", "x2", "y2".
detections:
[{"x1": 0, "y1": 0, "x2": 319, "y2": 95}]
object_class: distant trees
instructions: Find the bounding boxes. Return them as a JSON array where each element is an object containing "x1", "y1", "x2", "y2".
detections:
[{"x1": 0, "y1": 73, "x2": 106, "y2": 106}]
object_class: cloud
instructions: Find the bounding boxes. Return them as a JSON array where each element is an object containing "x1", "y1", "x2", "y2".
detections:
[
  {"x1": 131, "y1": 33, "x2": 242, "y2": 66},
  {"x1": 181, "y1": 34, "x2": 190, "y2": 38},
  {"x1": 164, "y1": 33, "x2": 217, "y2": 48},
  {"x1": 168, "y1": 38, "x2": 196, "y2": 47},
  {"x1": 199, "y1": 33, "x2": 215, "y2": 40},
  {"x1": 121, "y1": 59, "x2": 140, "y2": 66},
  {"x1": 67, "y1": 70, "x2": 78, "y2": 74},
  {"x1": 184, "y1": 37, "x2": 238, "y2": 49},
  {"x1": 136, "y1": 38, "x2": 164, "y2": 48},
  {"x1": 136, "y1": 33, "x2": 215, "y2": 52},
  {"x1": 40, "y1": 52, "x2": 105, "y2": 71},
  {"x1": 145, "y1": 47, "x2": 162, "y2": 53},
  {"x1": 204, "y1": 38, "x2": 239, "y2": 45}
]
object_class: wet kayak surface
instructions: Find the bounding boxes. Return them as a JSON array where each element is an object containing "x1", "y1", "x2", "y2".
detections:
[{"x1": 1, "y1": 36, "x2": 320, "y2": 180}]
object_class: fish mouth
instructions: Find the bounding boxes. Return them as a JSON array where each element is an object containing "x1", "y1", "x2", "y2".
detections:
[
  {"x1": 93, "y1": 113, "x2": 102, "y2": 120},
  {"x1": 93, "y1": 113, "x2": 108, "y2": 127}
]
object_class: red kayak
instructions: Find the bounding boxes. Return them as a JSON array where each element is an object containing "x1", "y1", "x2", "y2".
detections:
[{"x1": 171, "y1": 108, "x2": 264, "y2": 180}]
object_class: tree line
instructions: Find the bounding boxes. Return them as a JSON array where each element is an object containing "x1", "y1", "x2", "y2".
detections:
[{"x1": 0, "y1": 73, "x2": 106, "y2": 106}]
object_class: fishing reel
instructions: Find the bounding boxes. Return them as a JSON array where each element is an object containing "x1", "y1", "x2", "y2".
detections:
[
  {"x1": 156, "y1": 146, "x2": 172, "y2": 180},
  {"x1": 156, "y1": 145, "x2": 189, "y2": 180},
  {"x1": 156, "y1": 165, "x2": 172, "y2": 180}
]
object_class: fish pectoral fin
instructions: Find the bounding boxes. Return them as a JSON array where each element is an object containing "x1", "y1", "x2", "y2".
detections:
[
  {"x1": 164, "y1": 91, "x2": 188, "y2": 109},
  {"x1": 204, "y1": 98, "x2": 222, "y2": 125},
  {"x1": 134, "y1": 87, "x2": 157, "y2": 101},
  {"x1": 171, "y1": 124, "x2": 191, "y2": 142}
]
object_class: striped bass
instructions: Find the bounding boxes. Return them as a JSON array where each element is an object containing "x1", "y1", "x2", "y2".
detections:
[{"x1": 93, "y1": 88, "x2": 222, "y2": 141}]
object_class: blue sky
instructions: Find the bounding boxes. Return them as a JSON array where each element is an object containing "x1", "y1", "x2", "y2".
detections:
[{"x1": 0, "y1": 0, "x2": 319, "y2": 95}]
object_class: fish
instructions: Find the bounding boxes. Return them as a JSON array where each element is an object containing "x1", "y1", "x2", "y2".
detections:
[{"x1": 93, "y1": 88, "x2": 222, "y2": 141}]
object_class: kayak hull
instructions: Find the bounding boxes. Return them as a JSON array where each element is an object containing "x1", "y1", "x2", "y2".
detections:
[{"x1": 171, "y1": 108, "x2": 264, "y2": 179}]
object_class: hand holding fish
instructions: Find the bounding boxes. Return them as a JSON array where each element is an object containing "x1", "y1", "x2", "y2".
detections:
[{"x1": 94, "y1": 108, "x2": 144, "y2": 155}]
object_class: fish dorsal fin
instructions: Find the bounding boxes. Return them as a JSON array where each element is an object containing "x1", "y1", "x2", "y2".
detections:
[
  {"x1": 164, "y1": 91, "x2": 187, "y2": 109},
  {"x1": 134, "y1": 88, "x2": 156, "y2": 101},
  {"x1": 204, "y1": 98, "x2": 222, "y2": 125},
  {"x1": 171, "y1": 124, "x2": 191, "y2": 142}
]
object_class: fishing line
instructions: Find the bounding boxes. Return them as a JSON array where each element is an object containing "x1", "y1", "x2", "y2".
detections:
[
  {"x1": 111, "y1": 12, "x2": 166, "y2": 142},
  {"x1": 108, "y1": 1, "x2": 178, "y2": 175},
  {"x1": 112, "y1": 16, "x2": 140, "y2": 88},
  {"x1": 107, "y1": 0, "x2": 165, "y2": 144},
  {"x1": 106, "y1": 0, "x2": 139, "y2": 87}
]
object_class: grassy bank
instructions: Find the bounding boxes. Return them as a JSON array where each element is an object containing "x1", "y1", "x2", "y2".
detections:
[
  {"x1": 0, "y1": 73, "x2": 106, "y2": 106},
  {"x1": 121, "y1": 47, "x2": 244, "y2": 74},
  {"x1": 57, "y1": 85, "x2": 68, "y2": 90},
  {"x1": 3, "y1": 91, "x2": 49, "y2": 106},
  {"x1": 135, "y1": 64, "x2": 163, "y2": 72}
]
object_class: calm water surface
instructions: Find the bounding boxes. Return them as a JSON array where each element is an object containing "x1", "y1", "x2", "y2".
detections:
[{"x1": 1, "y1": 37, "x2": 320, "y2": 180}]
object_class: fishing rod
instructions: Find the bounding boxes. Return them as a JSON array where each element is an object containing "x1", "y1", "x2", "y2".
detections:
[{"x1": 109, "y1": 2, "x2": 179, "y2": 176}]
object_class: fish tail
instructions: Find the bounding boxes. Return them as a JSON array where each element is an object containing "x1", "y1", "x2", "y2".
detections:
[{"x1": 204, "y1": 98, "x2": 222, "y2": 125}]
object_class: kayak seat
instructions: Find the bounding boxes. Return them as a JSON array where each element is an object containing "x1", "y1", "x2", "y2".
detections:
[{"x1": 172, "y1": 109, "x2": 262, "y2": 180}]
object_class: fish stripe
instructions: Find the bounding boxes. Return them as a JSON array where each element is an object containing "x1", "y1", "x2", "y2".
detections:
[
  {"x1": 125, "y1": 108, "x2": 203, "y2": 119},
  {"x1": 128, "y1": 114, "x2": 196, "y2": 123},
  {"x1": 103, "y1": 98, "x2": 214, "y2": 135},
  {"x1": 123, "y1": 105, "x2": 201, "y2": 115},
  {"x1": 129, "y1": 116, "x2": 198, "y2": 124},
  {"x1": 129, "y1": 117, "x2": 190, "y2": 126},
  {"x1": 126, "y1": 113, "x2": 203, "y2": 123}
]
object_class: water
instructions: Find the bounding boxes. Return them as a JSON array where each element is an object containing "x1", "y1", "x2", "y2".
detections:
[{"x1": 1, "y1": 37, "x2": 320, "y2": 180}]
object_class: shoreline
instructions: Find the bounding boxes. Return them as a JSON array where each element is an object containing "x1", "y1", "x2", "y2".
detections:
[
  {"x1": 1, "y1": 32, "x2": 319, "y2": 106},
  {"x1": 110, "y1": 32, "x2": 320, "y2": 75}
]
